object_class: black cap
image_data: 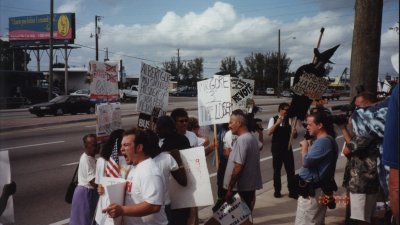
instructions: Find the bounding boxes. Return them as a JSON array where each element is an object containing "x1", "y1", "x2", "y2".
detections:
[{"x1": 314, "y1": 44, "x2": 340, "y2": 63}]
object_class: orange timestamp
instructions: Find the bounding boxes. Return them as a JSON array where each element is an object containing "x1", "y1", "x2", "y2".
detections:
[{"x1": 318, "y1": 194, "x2": 350, "y2": 206}]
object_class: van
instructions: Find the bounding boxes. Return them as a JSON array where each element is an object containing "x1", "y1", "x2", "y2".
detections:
[{"x1": 266, "y1": 88, "x2": 275, "y2": 95}]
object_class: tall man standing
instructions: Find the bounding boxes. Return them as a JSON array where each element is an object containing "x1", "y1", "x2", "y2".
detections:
[
  {"x1": 223, "y1": 109, "x2": 263, "y2": 211},
  {"x1": 103, "y1": 129, "x2": 167, "y2": 225},
  {"x1": 267, "y1": 103, "x2": 298, "y2": 199}
]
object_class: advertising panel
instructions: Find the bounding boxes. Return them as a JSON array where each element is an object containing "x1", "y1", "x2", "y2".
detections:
[{"x1": 9, "y1": 13, "x2": 75, "y2": 46}]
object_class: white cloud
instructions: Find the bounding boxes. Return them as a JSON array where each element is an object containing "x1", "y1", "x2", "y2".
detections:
[
  {"x1": 56, "y1": 0, "x2": 83, "y2": 13},
  {"x1": 51, "y1": 1, "x2": 398, "y2": 79}
]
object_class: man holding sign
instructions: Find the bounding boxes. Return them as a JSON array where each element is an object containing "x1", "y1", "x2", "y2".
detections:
[
  {"x1": 223, "y1": 109, "x2": 262, "y2": 211},
  {"x1": 103, "y1": 129, "x2": 167, "y2": 225}
]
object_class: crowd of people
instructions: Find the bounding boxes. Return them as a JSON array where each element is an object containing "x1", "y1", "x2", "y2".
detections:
[{"x1": 68, "y1": 84, "x2": 398, "y2": 225}]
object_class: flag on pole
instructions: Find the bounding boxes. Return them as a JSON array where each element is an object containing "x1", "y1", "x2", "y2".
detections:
[{"x1": 105, "y1": 139, "x2": 121, "y2": 178}]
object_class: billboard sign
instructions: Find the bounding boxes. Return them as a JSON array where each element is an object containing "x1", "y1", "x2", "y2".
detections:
[{"x1": 9, "y1": 13, "x2": 75, "y2": 46}]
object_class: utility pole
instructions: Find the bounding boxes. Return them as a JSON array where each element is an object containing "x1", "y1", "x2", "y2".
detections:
[
  {"x1": 177, "y1": 48, "x2": 180, "y2": 83},
  {"x1": 277, "y1": 29, "x2": 281, "y2": 91},
  {"x1": 95, "y1": 15, "x2": 101, "y2": 61},
  {"x1": 104, "y1": 47, "x2": 109, "y2": 62},
  {"x1": 48, "y1": 0, "x2": 54, "y2": 101},
  {"x1": 350, "y1": 0, "x2": 383, "y2": 98}
]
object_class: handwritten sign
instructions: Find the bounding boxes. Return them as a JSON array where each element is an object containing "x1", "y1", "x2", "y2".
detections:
[
  {"x1": 169, "y1": 147, "x2": 214, "y2": 209},
  {"x1": 211, "y1": 193, "x2": 251, "y2": 225},
  {"x1": 95, "y1": 177, "x2": 126, "y2": 225},
  {"x1": 96, "y1": 102, "x2": 122, "y2": 141},
  {"x1": 0, "y1": 151, "x2": 14, "y2": 224},
  {"x1": 137, "y1": 63, "x2": 170, "y2": 115},
  {"x1": 89, "y1": 61, "x2": 119, "y2": 102},
  {"x1": 231, "y1": 78, "x2": 254, "y2": 111},
  {"x1": 291, "y1": 71, "x2": 330, "y2": 100},
  {"x1": 197, "y1": 75, "x2": 232, "y2": 126}
]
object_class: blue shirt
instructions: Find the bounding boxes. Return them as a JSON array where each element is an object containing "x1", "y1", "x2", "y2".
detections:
[
  {"x1": 299, "y1": 136, "x2": 338, "y2": 182},
  {"x1": 383, "y1": 84, "x2": 399, "y2": 169}
]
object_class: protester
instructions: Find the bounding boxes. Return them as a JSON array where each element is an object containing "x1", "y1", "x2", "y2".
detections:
[
  {"x1": 382, "y1": 84, "x2": 399, "y2": 225},
  {"x1": 171, "y1": 108, "x2": 199, "y2": 147},
  {"x1": 150, "y1": 119, "x2": 188, "y2": 225},
  {"x1": 339, "y1": 92, "x2": 387, "y2": 225},
  {"x1": 170, "y1": 108, "x2": 201, "y2": 225},
  {"x1": 223, "y1": 109, "x2": 262, "y2": 211},
  {"x1": 70, "y1": 134, "x2": 99, "y2": 225},
  {"x1": 294, "y1": 112, "x2": 338, "y2": 225},
  {"x1": 267, "y1": 102, "x2": 298, "y2": 199},
  {"x1": 103, "y1": 129, "x2": 167, "y2": 225},
  {"x1": 0, "y1": 182, "x2": 16, "y2": 216},
  {"x1": 156, "y1": 116, "x2": 191, "y2": 225},
  {"x1": 187, "y1": 116, "x2": 214, "y2": 155},
  {"x1": 94, "y1": 129, "x2": 124, "y2": 225},
  {"x1": 213, "y1": 123, "x2": 230, "y2": 211}
]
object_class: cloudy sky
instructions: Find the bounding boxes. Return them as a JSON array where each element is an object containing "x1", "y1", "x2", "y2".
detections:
[{"x1": 1, "y1": 0, "x2": 399, "y2": 79}]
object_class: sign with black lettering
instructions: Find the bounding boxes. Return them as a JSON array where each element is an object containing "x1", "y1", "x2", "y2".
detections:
[
  {"x1": 231, "y1": 78, "x2": 254, "y2": 111},
  {"x1": 197, "y1": 75, "x2": 232, "y2": 126},
  {"x1": 96, "y1": 102, "x2": 122, "y2": 142},
  {"x1": 205, "y1": 194, "x2": 251, "y2": 225},
  {"x1": 136, "y1": 62, "x2": 170, "y2": 115},
  {"x1": 291, "y1": 71, "x2": 330, "y2": 100}
]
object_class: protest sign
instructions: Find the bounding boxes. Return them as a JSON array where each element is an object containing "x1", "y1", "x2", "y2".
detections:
[
  {"x1": 137, "y1": 63, "x2": 170, "y2": 115},
  {"x1": 137, "y1": 107, "x2": 164, "y2": 130},
  {"x1": 205, "y1": 193, "x2": 252, "y2": 225},
  {"x1": 89, "y1": 61, "x2": 119, "y2": 102},
  {"x1": 0, "y1": 151, "x2": 15, "y2": 224},
  {"x1": 96, "y1": 102, "x2": 122, "y2": 141},
  {"x1": 230, "y1": 78, "x2": 254, "y2": 111},
  {"x1": 197, "y1": 75, "x2": 232, "y2": 126},
  {"x1": 291, "y1": 71, "x2": 330, "y2": 100},
  {"x1": 95, "y1": 177, "x2": 126, "y2": 225},
  {"x1": 170, "y1": 147, "x2": 214, "y2": 209}
]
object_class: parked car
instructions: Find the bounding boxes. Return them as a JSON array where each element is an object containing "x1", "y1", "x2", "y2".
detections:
[
  {"x1": 265, "y1": 88, "x2": 275, "y2": 95},
  {"x1": 70, "y1": 89, "x2": 90, "y2": 97},
  {"x1": 321, "y1": 89, "x2": 341, "y2": 100},
  {"x1": 280, "y1": 90, "x2": 292, "y2": 97},
  {"x1": 29, "y1": 95, "x2": 95, "y2": 117},
  {"x1": 120, "y1": 85, "x2": 138, "y2": 100},
  {"x1": 175, "y1": 89, "x2": 197, "y2": 97}
]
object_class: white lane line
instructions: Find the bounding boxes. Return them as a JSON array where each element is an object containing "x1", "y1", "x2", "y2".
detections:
[
  {"x1": 52, "y1": 135, "x2": 344, "y2": 225},
  {"x1": 49, "y1": 218, "x2": 69, "y2": 225},
  {"x1": 85, "y1": 125, "x2": 96, "y2": 128},
  {"x1": 0, "y1": 141, "x2": 65, "y2": 151},
  {"x1": 61, "y1": 162, "x2": 79, "y2": 166}
]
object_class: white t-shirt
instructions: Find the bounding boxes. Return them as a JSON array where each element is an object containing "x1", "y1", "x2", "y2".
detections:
[
  {"x1": 124, "y1": 158, "x2": 167, "y2": 225},
  {"x1": 223, "y1": 130, "x2": 237, "y2": 149},
  {"x1": 185, "y1": 130, "x2": 199, "y2": 147},
  {"x1": 77, "y1": 152, "x2": 96, "y2": 189},
  {"x1": 153, "y1": 152, "x2": 179, "y2": 205}
]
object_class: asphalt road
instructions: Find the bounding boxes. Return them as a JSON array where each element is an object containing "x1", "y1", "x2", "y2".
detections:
[{"x1": 0, "y1": 97, "x2": 347, "y2": 225}]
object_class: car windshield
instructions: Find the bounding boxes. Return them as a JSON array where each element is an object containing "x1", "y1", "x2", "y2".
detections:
[{"x1": 49, "y1": 95, "x2": 69, "y2": 103}]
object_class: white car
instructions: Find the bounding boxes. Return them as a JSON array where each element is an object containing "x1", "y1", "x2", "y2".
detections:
[{"x1": 70, "y1": 89, "x2": 90, "y2": 97}]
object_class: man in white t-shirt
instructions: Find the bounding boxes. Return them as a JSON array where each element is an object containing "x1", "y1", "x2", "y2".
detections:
[{"x1": 103, "y1": 129, "x2": 167, "y2": 225}]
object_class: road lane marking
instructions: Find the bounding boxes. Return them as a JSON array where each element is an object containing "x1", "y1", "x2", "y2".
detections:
[
  {"x1": 61, "y1": 162, "x2": 79, "y2": 166},
  {"x1": 52, "y1": 135, "x2": 344, "y2": 225},
  {"x1": 0, "y1": 141, "x2": 65, "y2": 151}
]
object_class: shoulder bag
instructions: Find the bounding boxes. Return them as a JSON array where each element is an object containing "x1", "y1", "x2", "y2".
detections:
[{"x1": 65, "y1": 165, "x2": 79, "y2": 204}]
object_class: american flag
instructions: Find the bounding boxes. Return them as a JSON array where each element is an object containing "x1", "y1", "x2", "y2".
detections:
[{"x1": 105, "y1": 139, "x2": 121, "y2": 178}]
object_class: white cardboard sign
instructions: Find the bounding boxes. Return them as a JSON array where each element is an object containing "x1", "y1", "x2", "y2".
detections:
[
  {"x1": 213, "y1": 193, "x2": 251, "y2": 225},
  {"x1": 137, "y1": 62, "x2": 170, "y2": 115},
  {"x1": 95, "y1": 177, "x2": 126, "y2": 225},
  {"x1": 89, "y1": 61, "x2": 119, "y2": 102},
  {"x1": 230, "y1": 78, "x2": 254, "y2": 111},
  {"x1": 0, "y1": 150, "x2": 14, "y2": 224},
  {"x1": 96, "y1": 102, "x2": 122, "y2": 141},
  {"x1": 169, "y1": 147, "x2": 214, "y2": 209},
  {"x1": 197, "y1": 75, "x2": 232, "y2": 126}
]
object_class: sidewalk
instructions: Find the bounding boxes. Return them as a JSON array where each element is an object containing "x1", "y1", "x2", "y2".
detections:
[{"x1": 199, "y1": 156, "x2": 349, "y2": 225}]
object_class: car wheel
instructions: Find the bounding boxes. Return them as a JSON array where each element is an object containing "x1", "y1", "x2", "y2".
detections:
[
  {"x1": 55, "y1": 108, "x2": 64, "y2": 116},
  {"x1": 88, "y1": 106, "x2": 95, "y2": 114}
]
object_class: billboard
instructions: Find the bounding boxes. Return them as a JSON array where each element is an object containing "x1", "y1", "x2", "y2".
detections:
[{"x1": 9, "y1": 13, "x2": 75, "y2": 46}]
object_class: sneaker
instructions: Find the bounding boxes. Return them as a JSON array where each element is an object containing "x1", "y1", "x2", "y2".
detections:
[
  {"x1": 289, "y1": 193, "x2": 299, "y2": 199},
  {"x1": 274, "y1": 192, "x2": 282, "y2": 198}
]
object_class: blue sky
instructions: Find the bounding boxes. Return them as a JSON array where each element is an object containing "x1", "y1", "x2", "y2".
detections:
[{"x1": 1, "y1": 0, "x2": 399, "y2": 79}]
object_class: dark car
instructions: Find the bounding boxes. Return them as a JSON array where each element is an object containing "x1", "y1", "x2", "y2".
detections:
[
  {"x1": 29, "y1": 95, "x2": 95, "y2": 117},
  {"x1": 175, "y1": 89, "x2": 197, "y2": 97}
]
